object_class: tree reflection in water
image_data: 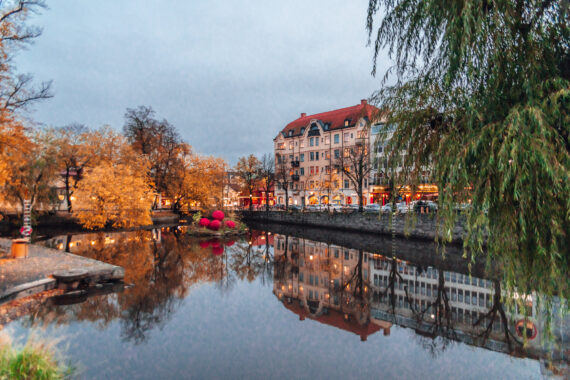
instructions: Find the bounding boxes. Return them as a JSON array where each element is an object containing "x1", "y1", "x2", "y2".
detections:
[
  {"x1": 28, "y1": 228, "x2": 567, "y2": 374},
  {"x1": 31, "y1": 228, "x2": 270, "y2": 344}
]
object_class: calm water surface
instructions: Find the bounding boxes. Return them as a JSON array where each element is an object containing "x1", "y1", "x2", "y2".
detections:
[{"x1": 4, "y1": 227, "x2": 565, "y2": 379}]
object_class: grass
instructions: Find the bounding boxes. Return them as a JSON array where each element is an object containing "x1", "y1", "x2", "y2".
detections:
[{"x1": 0, "y1": 334, "x2": 74, "y2": 380}]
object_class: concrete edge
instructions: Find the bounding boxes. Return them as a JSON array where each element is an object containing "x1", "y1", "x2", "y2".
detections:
[{"x1": 0, "y1": 277, "x2": 57, "y2": 305}]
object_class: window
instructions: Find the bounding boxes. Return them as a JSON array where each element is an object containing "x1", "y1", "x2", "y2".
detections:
[
  {"x1": 334, "y1": 134, "x2": 339, "y2": 144},
  {"x1": 325, "y1": 136, "x2": 330, "y2": 144},
  {"x1": 310, "y1": 137, "x2": 314, "y2": 146},
  {"x1": 289, "y1": 154, "x2": 294, "y2": 161},
  {"x1": 289, "y1": 130, "x2": 293, "y2": 136},
  {"x1": 315, "y1": 152, "x2": 319, "y2": 160},
  {"x1": 300, "y1": 140, "x2": 305, "y2": 148},
  {"x1": 300, "y1": 127, "x2": 305, "y2": 134},
  {"x1": 316, "y1": 138, "x2": 319, "y2": 146},
  {"x1": 300, "y1": 168, "x2": 304, "y2": 175},
  {"x1": 334, "y1": 149, "x2": 340, "y2": 159},
  {"x1": 315, "y1": 166, "x2": 319, "y2": 174},
  {"x1": 289, "y1": 142, "x2": 293, "y2": 149},
  {"x1": 310, "y1": 166, "x2": 314, "y2": 175},
  {"x1": 325, "y1": 151, "x2": 330, "y2": 159},
  {"x1": 344, "y1": 180, "x2": 349, "y2": 188},
  {"x1": 344, "y1": 133, "x2": 350, "y2": 142},
  {"x1": 299, "y1": 272, "x2": 304, "y2": 282},
  {"x1": 310, "y1": 152, "x2": 314, "y2": 161},
  {"x1": 344, "y1": 250, "x2": 349, "y2": 260},
  {"x1": 344, "y1": 119, "x2": 350, "y2": 126},
  {"x1": 300, "y1": 153, "x2": 304, "y2": 162}
]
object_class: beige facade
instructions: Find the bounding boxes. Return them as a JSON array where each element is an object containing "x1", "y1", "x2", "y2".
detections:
[{"x1": 273, "y1": 100, "x2": 381, "y2": 207}]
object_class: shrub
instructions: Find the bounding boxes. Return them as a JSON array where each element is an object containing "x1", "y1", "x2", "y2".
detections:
[
  {"x1": 212, "y1": 210, "x2": 225, "y2": 221},
  {"x1": 198, "y1": 218, "x2": 210, "y2": 228},
  {"x1": 212, "y1": 246, "x2": 224, "y2": 255},
  {"x1": 208, "y1": 220, "x2": 221, "y2": 231},
  {"x1": 225, "y1": 220, "x2": 236, "y2": 229}
]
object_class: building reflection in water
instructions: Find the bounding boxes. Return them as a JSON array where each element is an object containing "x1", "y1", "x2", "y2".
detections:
[
  {"x1": 273, "y1": 234, "x2": 391, "y2": 341},
  {"x1": 272, "y1": 233, "x2": 568, "y2": 370},
  {"x1": 32, "y1": 229, "x2": 567, "y2": 375}
]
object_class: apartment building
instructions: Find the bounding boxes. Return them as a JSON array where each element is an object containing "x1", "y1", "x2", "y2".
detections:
[
  {"x1": 370, "y1": 123, "x2": 438, "y2": 204},
  {"x1": 273, "y1": 100, "x2": 381, "y2": 207}
]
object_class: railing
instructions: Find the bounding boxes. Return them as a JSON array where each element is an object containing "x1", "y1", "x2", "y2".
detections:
[{"x1": 291, "y1": 160, "x2": 300, "y2": 167}]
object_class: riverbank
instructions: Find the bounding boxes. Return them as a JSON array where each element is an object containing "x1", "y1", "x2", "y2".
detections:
[
  {"x1": 0, "y1": 238, "x2": 124, "y2": 306},
  {"x1": 0, "y1": 210, "x2": 186, "y2": 235},
  {"x1": 240, "y1": 210, "x2": 468, "y2": 243}
]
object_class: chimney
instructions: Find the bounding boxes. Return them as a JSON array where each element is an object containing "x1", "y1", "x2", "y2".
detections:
[
  {"x1": 300, "y1": 112, "x2": 307, "y2": 118},
  {"x1": 361, "y1": 99, "x2": 367, "y2": 105}
]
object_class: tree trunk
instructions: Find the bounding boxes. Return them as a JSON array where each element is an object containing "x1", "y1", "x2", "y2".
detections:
[
  {"x1": 65, "y1": 167, "x2": 72, "y2": 213},
  {"x1": 285, "y1": 187, "x2": 289, "y2": 210}
]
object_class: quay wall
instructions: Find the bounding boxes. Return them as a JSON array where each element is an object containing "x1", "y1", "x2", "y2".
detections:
[{"x1": 240, "y1": 211, "x2": 467, "y2": 244}]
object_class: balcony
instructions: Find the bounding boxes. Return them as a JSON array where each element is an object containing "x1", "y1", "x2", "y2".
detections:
[
  {"x1": 355, "y1": 137, "x2": 366, "y2": 146},
  {"x1": 291, "y1": 160, "x2": 300, "y2": 167},
  {"x1": 291, "y1": 174, "x2": 300, "y2": 181}
]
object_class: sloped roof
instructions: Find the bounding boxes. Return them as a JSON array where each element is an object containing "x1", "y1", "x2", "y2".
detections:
[
  {"x1": 280, "y1": 298, "x2": 381, "y2": 340},
  {"x1": 279, "y1": 101, "x2": 381, "y2": 138}
]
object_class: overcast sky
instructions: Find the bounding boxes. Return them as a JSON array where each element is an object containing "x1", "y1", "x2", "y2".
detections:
[{"x1": 17, "y1": 0, "x2": 390, "y2": 164}]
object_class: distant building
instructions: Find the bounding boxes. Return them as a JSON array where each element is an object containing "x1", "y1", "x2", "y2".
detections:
[{"x1": 273, "y1": 100, "x2": 382, "y2": 207}]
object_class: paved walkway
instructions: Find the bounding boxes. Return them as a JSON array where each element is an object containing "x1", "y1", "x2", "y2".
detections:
[{"x1": 0, "y1": 238, "x2": 124, "y2": 304}]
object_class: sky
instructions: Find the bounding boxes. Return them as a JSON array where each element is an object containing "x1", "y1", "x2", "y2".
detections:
[{"x1": 17, "y1": 0, "x2": 391, "y2": 164}]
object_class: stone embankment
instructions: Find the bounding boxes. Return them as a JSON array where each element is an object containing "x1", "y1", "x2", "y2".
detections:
[
  {"x1": 0, "y1": 238, "x2": 124, "y2": 305},
  {"x1": 240, "y1": 211, "x2": 467, "y2": 243}
]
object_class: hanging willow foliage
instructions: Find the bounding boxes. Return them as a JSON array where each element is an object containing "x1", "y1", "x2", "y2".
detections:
[{"x1": 366, "y1": 0, "x2": 569, "y2": 302}]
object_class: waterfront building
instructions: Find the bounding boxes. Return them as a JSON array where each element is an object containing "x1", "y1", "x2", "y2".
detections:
[
  {"x1": 370, "y1": 123, "x2": 438, "y2": 204},
  {"x1": 273, "y1": 100, "x2": 382, "y2": 207}
]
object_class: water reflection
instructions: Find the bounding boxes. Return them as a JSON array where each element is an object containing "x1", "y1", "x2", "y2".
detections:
[
  {"x1": 25, "y1": 227, "x2": 568, "y2": 377},
  {"x1": 35, "y1": 228, "x2": 273, "y2": 344},
  {"x1": 272, "y1": 232, "x2": 568, "y2": 370}
]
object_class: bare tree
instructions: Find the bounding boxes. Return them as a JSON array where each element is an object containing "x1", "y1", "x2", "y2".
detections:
[
  {"x1": 123, "y1": 106, "x2": 186, "y2": 208},
  {"x1": 234, "y1": 154, "x2": 261, "y2": 211},
  {"x1": 334, "y1": 133, "x2": 372, "y2": 212},
  {"x1": 259, "y1": 153, "x2": 274, "y2": 212},
  {"x1": 274, "y1": 153, "x2": 291, "y2": 209},
  {"x1": 0, "y1": 1, "x2": 52, "y2": 111}
]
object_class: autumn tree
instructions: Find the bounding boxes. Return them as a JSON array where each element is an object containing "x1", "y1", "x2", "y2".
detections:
[
  {"x1": 51, "y1": 124, "x2": 98, "y2": 212},
  {"x1": 259, "y1": 153, "x2": 274, "y2": 212},
  {"x1": 235, "y1": 154, "x2": 261, "y2": 211},
  {"x1": 333, "y1": 134, "x2": 372, "y2": 212},
  {"x1": 3, "y1": 128, "x2": 59, "y2": 211},
  {"x1": 366, "y1": 0, "x2": 569, "y2": 299},
  {"x1": 73, "y1": 135, "x2": 154, "y2": 229},
  {"x1": 165, "y1": 149, "x2": 226, "y2": 212}
]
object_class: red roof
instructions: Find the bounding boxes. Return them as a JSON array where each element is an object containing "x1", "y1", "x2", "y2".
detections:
[
  {"x1": 279, "y1": 100, "x2": 381, "y2": 138},
  {"x1": 280, "y1": 298, "x2": 382, "y2": 340}
]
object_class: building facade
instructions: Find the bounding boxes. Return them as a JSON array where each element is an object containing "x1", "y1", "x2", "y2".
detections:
[{"x1": 273, "y1": 100, "x2": 382, "y2": 207}]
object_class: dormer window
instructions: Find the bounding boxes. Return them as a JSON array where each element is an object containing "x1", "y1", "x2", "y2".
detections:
[
  {"x1": 289, "y1": 130, "x2": 293, "y2": 137},
  {"x1": 300, "y1": 127, "x2": 305, "y2": 134},
  {"x1": 344, "y1": 119, "x2": 351, "y2": 127}
]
